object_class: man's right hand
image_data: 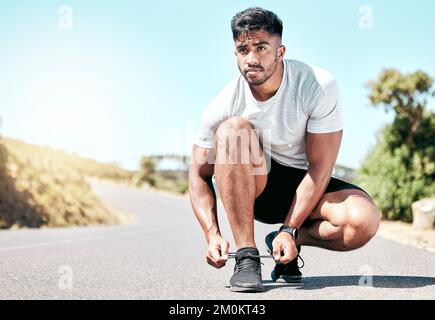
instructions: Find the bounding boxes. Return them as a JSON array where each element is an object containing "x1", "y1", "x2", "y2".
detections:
[{"x1": 206, "y1": 235, "x2": 230, "y2": 269}]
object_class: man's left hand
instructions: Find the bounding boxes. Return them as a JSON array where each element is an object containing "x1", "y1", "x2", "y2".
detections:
[{"x1": 272, "y1": 231, "x2": 298, "y2": 264}]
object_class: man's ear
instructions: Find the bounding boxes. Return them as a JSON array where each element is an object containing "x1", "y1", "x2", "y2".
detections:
[{"x1": 278, "y1": 44, "x2": 286, "y2": 61}]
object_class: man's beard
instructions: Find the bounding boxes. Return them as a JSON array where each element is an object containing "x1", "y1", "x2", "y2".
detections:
[{"x1": 239, "y1": 57, "x2": 278, "y2": 86}]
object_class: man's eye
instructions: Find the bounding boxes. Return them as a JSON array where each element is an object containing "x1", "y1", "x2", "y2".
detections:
[
  {"x1": 240, "y1": 48, "x2": 248, "y2": 54},
  {"x1": 257, "y1": 46, "x2": 266, "y2": 51}
]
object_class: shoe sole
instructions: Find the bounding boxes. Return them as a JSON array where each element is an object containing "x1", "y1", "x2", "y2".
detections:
[
  {"x1": 276, "y1": 275, "x2": 303, "y2": 283},
  {"x1": 229, "y1": 284, "x2": 265, "y2": 292}
]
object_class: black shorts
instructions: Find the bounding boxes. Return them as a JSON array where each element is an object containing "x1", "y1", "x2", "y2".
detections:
[{"x1": 253, "y1": 158, "x2": 370, "y2": 225}]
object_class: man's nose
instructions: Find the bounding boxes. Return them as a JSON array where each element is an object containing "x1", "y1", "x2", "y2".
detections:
[{"x1": 246, "y1": 51, "x2": 259, "y2": 66}]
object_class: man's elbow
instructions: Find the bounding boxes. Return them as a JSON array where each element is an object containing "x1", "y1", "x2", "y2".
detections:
[{"x1": 188, "y1": 167, "x2": 214, "y2": 193}]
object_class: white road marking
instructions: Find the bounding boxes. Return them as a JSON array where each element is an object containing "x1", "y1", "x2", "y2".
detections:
[
  {"x1": 0, "y1": 230, "x2": 147, "y2": 252},
  {"x1": 0, "y1": 239, "x2": 73, "y2": 252}
]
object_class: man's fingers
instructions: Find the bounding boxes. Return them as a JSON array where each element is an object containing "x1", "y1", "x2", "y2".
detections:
[
  {"x1": 279, "y1": 246, "x2": 291, "y2": 264},
  {"x1": 220, "y1": 241, "x2": 229, "y2": 260},
  {"x1": 206, "y1": 256, "x2": 223, "y2": 268},
  {"x1": 207, "y1": 246, "x2": 227, "y2": 268},
  {"x1": 272, "y1": 242, "x2": 282, "y2": 261},
  {"x1": 206, "y1": 253, "x2": 224, "y2": 269},
  {"x1": 208, "y1": 259, "x2": 224, "y2": 269},
  {"x1": 209, "y1": 248, "x2": 222, "y2": 262}
]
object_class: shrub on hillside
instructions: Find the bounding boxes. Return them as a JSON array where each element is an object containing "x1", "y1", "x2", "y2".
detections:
[{"x1": 355, "y1": 116, "x2": 435, "y2": 222}]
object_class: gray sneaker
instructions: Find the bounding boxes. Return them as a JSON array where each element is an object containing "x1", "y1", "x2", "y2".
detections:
[{"x1": 229, "y1": 247, "x2": 264, "y2": 292}]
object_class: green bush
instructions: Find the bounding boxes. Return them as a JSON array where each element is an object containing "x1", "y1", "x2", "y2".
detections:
[
  {"x1": 355, "y1": 114, "x2": 435, "y2": 222},
  {"x1": 176, "y1": 179, "x2": 189, "y2": 194}
]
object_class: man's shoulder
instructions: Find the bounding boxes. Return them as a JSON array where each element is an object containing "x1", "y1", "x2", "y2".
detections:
[
  {"x1": 285, "y1": 59, "x2": 336, "y2": 91},
  {"x1": 202, "y1": 75, "x2": 244, "y2": 115},
  {"x1": 222, "y1": 74, "x2": 244, "y2": 93},
  {"x1": 210, "y1": 74, "x2": 244, "y2": 103}
]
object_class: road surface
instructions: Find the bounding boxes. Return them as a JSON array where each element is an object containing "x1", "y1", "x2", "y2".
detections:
[{"x1": 0, "y1": 180, "x2": 434, "y2": 299}]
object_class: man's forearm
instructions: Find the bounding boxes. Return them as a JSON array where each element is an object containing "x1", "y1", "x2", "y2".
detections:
[
  {"x1": 188, "y1": 174, "x2": 220, "y2": 242},
  {"x1": 283, "y1": 165, "x2": 332, "y2": 228}
]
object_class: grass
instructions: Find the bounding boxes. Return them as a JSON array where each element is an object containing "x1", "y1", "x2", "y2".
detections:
[
  {"x1": 153, "y1": 170, "x2": 189, "y2": 194},
  {"x1": 0, "y1": 137, "x2": 134, "y2": 229}
]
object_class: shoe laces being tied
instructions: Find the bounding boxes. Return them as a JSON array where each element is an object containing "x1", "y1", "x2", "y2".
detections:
[
  {"x1": 234, "y1": 253, "x2": 262, "y2": 272},
  {"x1": 228, "y1": 251, "x2": 304, "y2": 269},
  {"x1": 228, "y1": 252, "x2": 265, "y2": 272},
  {"x1": 296, "y1": 254, "x2": 305, "y2": 269},
  {"x1": 276, "y1": 253, "x2": 305, "y2": 269}
]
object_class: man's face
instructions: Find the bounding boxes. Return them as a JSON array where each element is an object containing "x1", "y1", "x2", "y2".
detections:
[{"x1": 234, "y1": 30, "x2": 284, "y2": 86}]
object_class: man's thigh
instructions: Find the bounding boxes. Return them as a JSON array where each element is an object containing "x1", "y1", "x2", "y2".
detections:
[{"x1": 309, "y1": 188, "x2": 378, "y2": 227}]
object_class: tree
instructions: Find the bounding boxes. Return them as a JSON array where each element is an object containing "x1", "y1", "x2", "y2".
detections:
[
  {"x1": 367, "y1": 69, "x2": 434, "y2": 151},
  {"x1": 136, "y1": 156, "x2": 156, "y2": 187},
  {"x1": 355, "y1": 69, "x2": 435, "y2": 222}
]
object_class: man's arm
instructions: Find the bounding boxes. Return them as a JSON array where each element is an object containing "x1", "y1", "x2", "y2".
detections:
[
  {"x1": 188, "y1": 144, "x2": 229, "y2": 268},
  {"x1": 272, "y1": 130, "x2": 342, "y2": 264},
  {"x1": 284, "y1": 130, "x2": 343, "y2": 228}
]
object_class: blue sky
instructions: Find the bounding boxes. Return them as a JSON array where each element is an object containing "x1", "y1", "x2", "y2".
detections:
[{"x1": 1, "y1": 0, "x2": 434, "y2": 170}]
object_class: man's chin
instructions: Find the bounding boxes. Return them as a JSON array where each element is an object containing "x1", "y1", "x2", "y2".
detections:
[
  {"x1": 246, "y1": 77, "x2": 267, "y2": 86},
  {"x1": 244, "y1": 76, "x2": 267, "y2": 86}
]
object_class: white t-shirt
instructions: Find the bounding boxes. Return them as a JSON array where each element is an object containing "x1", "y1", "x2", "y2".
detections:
[{"x1": 193, "y1": 59, "x2": 343, "y2": 170}]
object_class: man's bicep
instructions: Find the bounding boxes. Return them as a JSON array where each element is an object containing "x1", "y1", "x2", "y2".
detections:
[
  {"x1": 306, "y1": 131, "x2": 342, "y2": 170},
  {"x1": 306, "y1": 79, "x2": 343, "y2": 134}
]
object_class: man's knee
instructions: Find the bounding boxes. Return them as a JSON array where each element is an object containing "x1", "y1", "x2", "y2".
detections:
[
  {"x1": 215, "y1": 116, "x2": 253, "y2": 139},
  {"x1": 341, "y1": 205, "x2": 381, "y2": 251},
  {"x1": 215, "y1": 117, "x2": 255, "y2": 163}
]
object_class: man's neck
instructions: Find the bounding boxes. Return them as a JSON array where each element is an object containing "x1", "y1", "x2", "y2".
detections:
[{"x1": 250, "y1": 61, "x2": 284, "y2": 102}]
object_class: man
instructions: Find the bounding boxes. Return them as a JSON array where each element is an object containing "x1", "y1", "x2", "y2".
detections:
[{"x1": 188, "y1": 7, "x2": 380, "y2": 292}]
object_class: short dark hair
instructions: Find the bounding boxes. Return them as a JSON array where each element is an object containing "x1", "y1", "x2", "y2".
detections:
[{"x1": 231, "y1": 7, "x2": 283, "y2": 41}]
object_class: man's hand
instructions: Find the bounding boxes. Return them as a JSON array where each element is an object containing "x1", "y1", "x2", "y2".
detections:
[
  {"x1": 272, "y1": 232, "x2": 298, "y2": 264},
  {"x1": 206, "y1": 235, "x2": 230, "y2": 269}
]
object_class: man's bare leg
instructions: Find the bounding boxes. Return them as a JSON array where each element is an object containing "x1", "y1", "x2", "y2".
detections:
[
  {"x1": 296, "y1": 189, "x2": 381, "y2": 251},
  {"x1": 214, "y1": 116, "x2": 267, "y2": 250}
]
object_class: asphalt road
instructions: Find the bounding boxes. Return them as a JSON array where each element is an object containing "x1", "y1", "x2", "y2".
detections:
[{"x1": 0, "y1": 180, "x2": 434, "y2": 300}]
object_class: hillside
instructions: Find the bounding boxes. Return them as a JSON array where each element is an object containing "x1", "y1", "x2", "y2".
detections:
[{"x1": 0, "y1": 137, "x2": 134, "y2": 229}]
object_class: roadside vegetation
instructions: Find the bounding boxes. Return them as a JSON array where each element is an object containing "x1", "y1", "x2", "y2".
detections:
[
  {"x1": 0, "y1": 137, "x2": 133, "y2": 228},
  {"x1": 355, "y1": 69, "x2": 434, "y2": 222}
]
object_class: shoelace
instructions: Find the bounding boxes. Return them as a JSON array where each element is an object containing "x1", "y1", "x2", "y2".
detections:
[
  {"x1": 228, "y1": 252, "x2": 274, "y2": 259},
  {"x1": 296, "y1": 254, "x2": 305, "y2": 269},
  {"x1": 273, "y1": 252, "x2": 305, "y2": 269},
  {"x1": 229, "y1": 253, "x2": 263, "y2": 272},
  {"x1": 229, "y1": 251, "x2": 305, "y2": 269}
]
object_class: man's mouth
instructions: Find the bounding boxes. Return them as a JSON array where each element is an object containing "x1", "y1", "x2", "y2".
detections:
[{"x1": 245, "y1": 68, "x2": 263, "y2": 75}]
